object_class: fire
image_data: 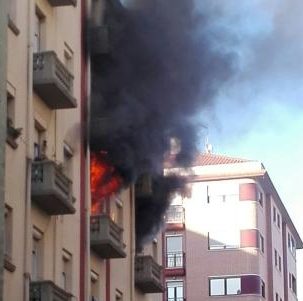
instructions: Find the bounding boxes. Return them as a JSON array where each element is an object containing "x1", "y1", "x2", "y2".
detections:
[{"x1": 90, "y1": 152, "x2": 122, "y2": 215}]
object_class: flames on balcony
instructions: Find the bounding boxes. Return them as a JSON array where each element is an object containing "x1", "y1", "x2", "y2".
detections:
[
  {"x1": 90, "y1": 151, "x2": 122, "y2": 215},
  {"x1": 88, "y1": 0, "x2": 236, "y2": 247}
]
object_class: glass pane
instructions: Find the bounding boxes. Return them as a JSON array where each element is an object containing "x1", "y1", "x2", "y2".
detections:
[
  {"x1": 210, "y1": 279, "x2": 225, "y2": 296},
  {"x1": 176, "y1": 286, "x2": 183, "y2": 297},
  {"x1": 167, "y1": 236, "x2": 182, "y2": 252},
  {"x1": 226, "y1": 278, "x2": 241, "y2": 295},
  {"x1": 167, "y1": 287, "x2": 175, "y2": 298}
]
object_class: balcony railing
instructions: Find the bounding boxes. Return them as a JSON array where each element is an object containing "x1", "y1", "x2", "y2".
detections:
[
  {"x1": 165, "y1": 205, "x2": 184, "y2": 224},
  {"x1": 90, "y1": 214, "x2": 126, "y2": 258},
  {"x1": 31, "y1": 160, "x2": 75, "y2": 215},
  {"x1": 47, "y1": 0, "x2": 76, "y2": 6},
  {"x1": 166, "y1": 252, "x2": 184, "y2": 268},
  {"x1": 30, "y1": 281, "x2": 72, "y2": 301},
  {"x1": 135, "y1": 255, "x2": 164, "y2": 293},
  {"x1": 33, "y1": 51, "x2": 76, "y2": 109}
]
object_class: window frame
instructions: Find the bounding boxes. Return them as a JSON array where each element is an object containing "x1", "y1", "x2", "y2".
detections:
[{"x1": 209, "y1": 277, "x2": 241, "y2": 296}]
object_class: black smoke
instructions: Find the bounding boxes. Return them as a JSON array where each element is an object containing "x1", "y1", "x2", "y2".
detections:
[
  {"x1": 135, "y1": 174, "x2": 185, "y2": 250},
  {"x1": 89, "y1": 0, "x2": 236, "y2": 245}
]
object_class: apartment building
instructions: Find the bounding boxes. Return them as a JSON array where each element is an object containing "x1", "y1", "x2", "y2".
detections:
[
  {"x1": 163, "y1": 153, "x2": 302, "y2": 301},
  {"x1": 3, "y1": 0, "x2": 164, "y2": 300}
]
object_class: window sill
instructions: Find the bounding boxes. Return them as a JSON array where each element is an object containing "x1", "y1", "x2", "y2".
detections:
[
  {"x1": 4, "y1": 256, "x2": 16, "y2": 273},
  {"x1": 8, "y1": 17, "x2": 20, "y2": 36}
]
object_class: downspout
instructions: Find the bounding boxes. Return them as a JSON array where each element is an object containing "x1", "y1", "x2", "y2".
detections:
[
  {"x1": 0, "y1": 0, "x2": 7, "y2": 299},
  {"x1": 106, "y1": 198, "x2": 111, "y2": 301},
  {"x1": 130, "y1": 186, "x2": 134, "y2": 301},
  {"x1": 80, "y1": 0, "x2": 88, "y2": 299},
  {"x1": 24, "y1": 0, "x2": 35, "y2": 300}
]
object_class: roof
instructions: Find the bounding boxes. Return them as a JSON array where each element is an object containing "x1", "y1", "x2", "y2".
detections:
[
  {"x1": 164, "y1": 152, "x2": 251, "y2": 168},
  {"x1": 192, "y1": 152, "x2": 251, "y2": 166}
]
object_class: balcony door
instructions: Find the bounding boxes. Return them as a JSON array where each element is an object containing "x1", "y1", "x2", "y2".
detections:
[
  {"x1": 166, "y1": 235, "x2": 183, "y2": 268},
  {"x1": 34, "y1": 8, "x2": 45, "y2": 53},
  {"x1": 167, "y1": 281, "x2": 183, "y2": 301}
]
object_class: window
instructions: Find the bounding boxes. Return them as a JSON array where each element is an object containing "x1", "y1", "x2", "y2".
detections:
[
  {"x1": 274, "y1": 249, "x2": 278, "y2": 267},
  {"x1": 34, "y1": 120, "x2": 46, "y2": 160},
  {"x1": 261, "y1": 280, "x2": 265, "y2": 298},
  {"x1": 34, "y1": 8, "x2": 45, "y2": 53},
  {"x1": 209, "y1": 279, "x2": 225, "y2": 296},
  {"x1": 167, "y1": 281, "x2": 184, "y2": 301},
  {"x1": 91, "y1": 270, "x2": 100, "y2": 301},
  {"x1": 291, "y1": 274, "x2": 297, "y2": 295},
  {"x1": 289, "y1": 273, "x2": 292, "y2": 289},
  {"x1": 7, "y1": 90, "x2": 15, "y2": 126},
  {"x1": 111, "y1": 197, "x2": 123, "y2": 227},
  {"x1": 259, "y1": 234, "x2": 264, "y2": 253},
  {"x1": 6, "y1": 88, "x2": 21, "y2": 148},
  {"x1": 62, "y1": 249, "x2": 72, "y2": 292},
  {"x1": 209, "y1": 277, "x2": 241, "y2": 296},
  {"x1": 115, "y1": 289, "x2": 123, "y2": 301},
  {"x1": 4, "y1": 205, "x2": 13, "y2": 260},
  {"x1": 63, "y1": 143, "x2": 74, "y2": 178},
  {"x1": 278, "y1": 256, "x2": 281, "y2": 272},
  {"x1": 208, "y1": 230, "x2": 240, "y2": 250},
  {"x1": 273, "y1": 207, "x2": 276, "y2": 223},
  {"x1": 32, "y1": 227, "x2": 43, "y2": 281},
  {"x1": 258, "y1": 191, "x2": 263, "y2": 207},
  {"x1": 277, "y1": 214, "x2": 280, "y2": 228},
  {"x1": 226, "y1": 278, "x2": 241, "y2": 295},
  {"x1": 64, "y1": 43, "x2": 74, "y2": 73},
  {"x1": 275, "y1": 293, "x2": 279, "y2": 301},
  {"x1": 288, "y1": 233, "x2": 296, "y2": 256},
  {"x1": 166, "y1": 235, "x2": 183, "y2": 268}
]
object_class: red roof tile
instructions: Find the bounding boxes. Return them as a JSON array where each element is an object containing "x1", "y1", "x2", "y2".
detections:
[{"x1": 164, "y1": 153, "x2": 251, "y2": 168}]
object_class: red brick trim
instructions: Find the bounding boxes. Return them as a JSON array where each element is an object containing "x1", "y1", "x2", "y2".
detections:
[
  {"x1": 239, "y1": 183, "x2": 257, "y2": 201},
  {"x1": 240, "y1": 229, "x2": 259, "y2": 248}
]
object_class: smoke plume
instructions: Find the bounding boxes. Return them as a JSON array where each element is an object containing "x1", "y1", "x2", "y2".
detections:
[{"x1": 89, "y1": 0, "x2": 236, "y2": 246}]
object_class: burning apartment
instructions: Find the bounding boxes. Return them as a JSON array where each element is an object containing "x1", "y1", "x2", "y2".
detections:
[{"x1": 2, "y1": 0, "x2": 238, "y2": 300}]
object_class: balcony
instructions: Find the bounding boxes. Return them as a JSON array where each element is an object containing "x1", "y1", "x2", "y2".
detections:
[
  {"x1": 47, "y1": 0, "x2": 76, "y2": 7},
  {"x1": 166, "y1": 252, "x2": 184, "y2": 268},
  {"x1": 135, "y1": 255, "x2": 164, "y2": 293},
  {"x1": 30, "y1": 281, "x2": 72, "y2": 301},
  {"x1": 165, "y1": 252, "x2": 186, "y2": 277},
  {"x1": 90, "y1": 214, "x2": 126, "y2": 258},
  {"x1": 31, "y1": 160, "x2": 75, "y2": 215},
  {"x1": 165, "y1": 205, "x2": 185, "y2": 230},
  {"x1": 33, "y1": 51, "x2": 76, "y2": 109}
]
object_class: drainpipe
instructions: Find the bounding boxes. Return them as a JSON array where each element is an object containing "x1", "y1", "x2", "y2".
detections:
[
  {"x1": 0, "y1": 0, "x2": 7, "y2": 300},
  {"x1": 80, "y1": 0, "x2": 88, "y2": 299},
  {"x1": 23, "y1": 0, "x2": 35, "y2": 300},
  {"x1": 130, "y1": 186, "x2": 134, "y2": 301}
]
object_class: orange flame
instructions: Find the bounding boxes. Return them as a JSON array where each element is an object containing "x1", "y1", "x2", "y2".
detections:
[{"x1": 90, "y1": 152, "x2": 122, "y2": 215}]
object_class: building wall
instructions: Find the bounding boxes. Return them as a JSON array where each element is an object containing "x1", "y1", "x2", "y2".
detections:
[
  {"x1": 4, "y1": 0, "x2": 82, "y2": 300},
  {"x1": 184, "y1": 179, "x2": 262, "y2": 301}
]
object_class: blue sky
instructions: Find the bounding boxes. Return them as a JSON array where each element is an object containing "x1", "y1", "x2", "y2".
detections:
[{"x1": 196, "y1": 0, "x2": 303, "y2": 297}]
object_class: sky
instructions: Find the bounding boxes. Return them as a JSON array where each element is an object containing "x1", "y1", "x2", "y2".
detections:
[{"x1": 196, "y1": 0, "x2": 303, "y2": 298}]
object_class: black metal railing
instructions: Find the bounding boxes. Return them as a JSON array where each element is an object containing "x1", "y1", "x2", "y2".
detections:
[
  {"x1": 166, "y1": 252, "x2": 184, "y2": 268},
  {"x1": 165, "y1": 205, "x2": 184, "y2": 224}
]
